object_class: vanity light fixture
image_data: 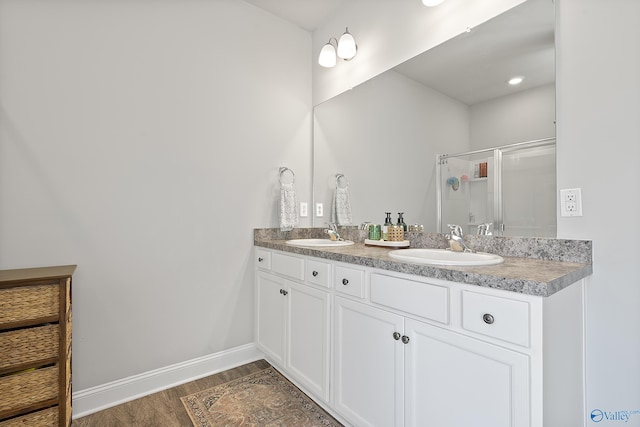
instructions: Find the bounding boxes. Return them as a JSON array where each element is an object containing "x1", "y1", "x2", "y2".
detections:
[
  {"x1": 422, "y1": 0, "x2": 446, "y2": 6},
  {"x1": 508, "y1": 76, "x2": 525, "y2": 86},
  {"x1": 318, "y1": 41, "x2": 338, "y2": 67},
  {"x1": 318, "y1": 27, "x2": 358, "y2": 68},
  {"x1": 337, "y1": 28, "x2": 357, "y2": 60}
]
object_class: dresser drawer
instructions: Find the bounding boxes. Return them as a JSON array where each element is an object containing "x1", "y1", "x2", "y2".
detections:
[
  {"x1": 255, "y1": 249, "x2": 272, "y2": 270},
  {"x1": 0, "y1": 366, "x2": 58, "y2": 419},
  {"x1": 0, "y1": 406, "x2": 58, "y2": 427},
  {"x1": 462, "y1": 291, "x2": 530, "y2": 347},
  {"x1": 0, "y1": 325, "x2": 59, "y2": 374},
  {"x1": 306, "y1": 259, "x2": 331, "y2": 288},
  {"x1": 334, "y1": 265, "x2": 365, "y2": 298},
  {"x1": 0, "y1": 284, "x2": 59, "y2": 329},
  {"x1": 272, "y1": 253, "x2": 305, "y2": 281},
  {"x1": 370, "y1": 274, "x2": 449, "y2": 324}
]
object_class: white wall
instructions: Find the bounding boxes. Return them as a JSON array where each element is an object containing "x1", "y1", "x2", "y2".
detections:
[
  {"x1": 556, "y1": 0, "x2": 640, "y2": 422},
  {"x1": 0, "y1": 0, "x2": 311, "y2": 391}
]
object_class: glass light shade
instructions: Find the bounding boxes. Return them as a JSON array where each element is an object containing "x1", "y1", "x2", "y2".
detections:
[
  {"x1": 318, "y1": 42, "x2": 337, "y2": 67},
  {"x1": 508, "y1": 76, "x2": 525, "y2": 85},
  {"x1": 337, "y1": 30, "x2": 357, "y2": 60},
  {"x1": 422, "y1": 0, "x2": 445, "y2": 6}
]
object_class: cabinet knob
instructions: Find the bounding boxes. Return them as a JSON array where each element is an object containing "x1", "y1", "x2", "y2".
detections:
[
  {"x1": 393, "y1": 332, "x2": 401, "y2": 340},
  {"x1": 258, "y1": 257, "x2": 264, "y2": 262},
  {"x1": 282, "y1": 290, "x2": 288, "y2": 296},
  {"x1": 279, "y1": 289, "x2": 283, "y2": 294},
  {"x1": 312, "y1": 271, "x2": 319, "y2": 277},
  {"x1": 342, "y1": 278, "x2": 349, "y2": 286},
  {"x1": 401, "y1": 335, "x2": 410, "y2": 344},
  {"x1": 483, "y1": 313, "x2": 495, "y2": 324}
]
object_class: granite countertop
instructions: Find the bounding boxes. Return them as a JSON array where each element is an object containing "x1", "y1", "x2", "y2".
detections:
[{"x1": 254, "y1": 229, "x2": 593, "y2": 297}]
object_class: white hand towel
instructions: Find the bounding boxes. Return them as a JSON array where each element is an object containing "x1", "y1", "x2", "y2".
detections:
[
  {"x1": 331, "y1": 186, "x2": 352, "y2": 226},
  {"x1": 280, "y1": 182, "x2": 299, "y2": 231}
]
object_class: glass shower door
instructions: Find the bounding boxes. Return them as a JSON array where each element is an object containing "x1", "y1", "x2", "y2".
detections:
[{"x1": 498, "y1": 144, "x2": 556, "y2": 237}]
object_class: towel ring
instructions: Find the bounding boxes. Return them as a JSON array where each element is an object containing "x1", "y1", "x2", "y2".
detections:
[
  {"x1": 335, "y1": 173, "x2": 349, "y2": 189},
  {"x1": 279, "y1": 167, "x2": 295, "y2": 184}
]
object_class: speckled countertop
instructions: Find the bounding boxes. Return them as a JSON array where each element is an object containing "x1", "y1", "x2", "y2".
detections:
[{"x1": 254, "y1": 228, "x2": 593, "y2": 297}]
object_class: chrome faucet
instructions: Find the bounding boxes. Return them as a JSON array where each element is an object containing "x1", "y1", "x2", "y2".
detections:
[
  {"x1": 325, "y1": 223, "x2": 343, "y2": 241},
  {"x1": 477, "y1": 222, "x2": 493, "y2": 236},
  {"x1": 446, "y1": 224, "x2": 473, "y2": 252}
]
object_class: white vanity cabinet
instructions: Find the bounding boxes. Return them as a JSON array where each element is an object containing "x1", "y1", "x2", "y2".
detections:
[
  {"x1": 255, "y1": 270, "x2": 286, "y2": 366},
  {"x1": 334, "y1": 296, "x2": 404, "y2": 426},
  {"x1": 403, "y1": 317, "x2": 530, "y2": 427},
  {"x1": 334, "y1": 293, "x2": 529, "y2": 427},
  {"x1": 255, "y1": 250, "x2": 331, "y2": 402},
  {"x1": 254, "y1": 247, "x2": 585, "y2": 427}
]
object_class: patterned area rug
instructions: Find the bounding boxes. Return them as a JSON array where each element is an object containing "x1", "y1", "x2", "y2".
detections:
[{"x1": 181, "y1": 367, "x2": 343, "y2": 426}]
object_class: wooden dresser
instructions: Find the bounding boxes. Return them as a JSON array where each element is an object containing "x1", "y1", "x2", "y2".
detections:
[{"x1": 0, "y1": 265, "x2": 75, "y2": 427}]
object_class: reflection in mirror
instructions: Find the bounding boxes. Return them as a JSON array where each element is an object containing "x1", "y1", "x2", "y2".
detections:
[
  {"x1": 437, "y1": 138, "x2": 556, "y2": 238},
  {"x1": 313, "y1": 0, "x2": 555, "y2": 236}
]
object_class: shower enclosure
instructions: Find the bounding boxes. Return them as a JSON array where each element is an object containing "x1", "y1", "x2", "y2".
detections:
[{"x1": 436, "y1": 138, "x2": 556, "y2": 237}]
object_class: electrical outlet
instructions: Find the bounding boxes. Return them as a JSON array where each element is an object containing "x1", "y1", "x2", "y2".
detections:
[
  {"x1": 300, "y1": 202, "x2": 308, "y2": 217},
  {"x1": 560, "y1": 188, "x2": 583, "y2": 217},
  {"x1": 315, "y1": 203, "x2": 323, "y2": 217}
]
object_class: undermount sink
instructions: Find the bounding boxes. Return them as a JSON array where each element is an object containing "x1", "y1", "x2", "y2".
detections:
[
  {"x1": 285, "y1": 238, "x2": 355, "y2": 248},
  {"x1": 388, "y1": 248, "x2": 504, "y2": 266}
]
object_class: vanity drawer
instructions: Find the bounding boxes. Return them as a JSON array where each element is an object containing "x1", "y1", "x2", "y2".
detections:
[
  {"x1": 462, "y1": 291, "x2": 530, "y2": 347},
  {"x1": 306, "y1": 259, "x2": 331, "y2": 288},
  {"x1": 334, "y1": 265, "x2": 365, "y2": 298},
  {"x1": 255, "y1": 249, "x2": 272, "y2": 270},
  {"x1": 272, "y1": 253, "x2": 305, "y2": 281},
  {"x1": 370, "y1": 274, "x2": 449, "y2": 324}
]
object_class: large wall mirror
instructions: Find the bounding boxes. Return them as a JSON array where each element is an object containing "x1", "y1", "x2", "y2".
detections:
[{"x1": 313, "y1": 0, "x2": 555, "y2": 236}]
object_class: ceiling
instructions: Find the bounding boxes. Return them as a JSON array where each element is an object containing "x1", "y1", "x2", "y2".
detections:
[{"x1": 243, "y1": 0, "x2": 348, "y2": 31}]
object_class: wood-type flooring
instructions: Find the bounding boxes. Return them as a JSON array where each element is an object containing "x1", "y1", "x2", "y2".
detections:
[{"x1": 72, "y1": 359, "x2": 271, "y2": 426}]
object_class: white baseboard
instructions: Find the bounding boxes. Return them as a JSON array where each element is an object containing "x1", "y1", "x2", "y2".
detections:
[{"x1": 72, "y1": 343, "x2": 263, "y2": 419}]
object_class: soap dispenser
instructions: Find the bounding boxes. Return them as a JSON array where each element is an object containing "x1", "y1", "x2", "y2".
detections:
[
  {"x1": 397, "y1": 212, "x2": 407, "y2": 232},
  {"x1": 382, "y1": 212, "x2": 393, "y2": 240}
]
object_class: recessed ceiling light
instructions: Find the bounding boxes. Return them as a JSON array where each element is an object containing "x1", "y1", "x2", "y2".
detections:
[{"x1": 508, "y1": 76, "x2": 525, "y2": 86}]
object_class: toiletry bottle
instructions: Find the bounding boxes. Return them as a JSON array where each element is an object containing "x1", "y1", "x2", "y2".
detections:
[
  {"x1": 382, "y1": 212, "x2": 393, "y2": 240},
  {"x1": 369, "y1": 224, "x2": 381, "y2": 240},
  {"x1": 397, "y1": 213, "x2": 407, "y2": 232}
]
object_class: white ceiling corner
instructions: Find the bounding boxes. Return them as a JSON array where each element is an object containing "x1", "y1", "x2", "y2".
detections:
[{"x1": 243, "y1": 0, "x2": 350, "y2": 32}]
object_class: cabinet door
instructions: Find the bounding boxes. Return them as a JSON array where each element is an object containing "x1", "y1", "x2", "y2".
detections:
[
  {"x1": 255, "y1": 271, "x2": 286, "y2": 366},
  {"x1": 334, "y1": 297, "x2": 404, "y2": 427},
  {"x1": 404, "y1": 318, "x2": 530, "y2": 427},
  {"x1": 286, "y1": 282, "x2": 331, "y2": 402}
]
